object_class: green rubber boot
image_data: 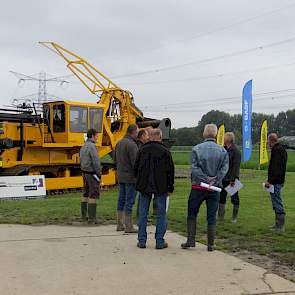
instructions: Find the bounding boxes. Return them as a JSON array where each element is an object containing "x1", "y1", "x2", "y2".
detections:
[
  {"x1": 181, "y1": 219, "x2": 196, "y2": 249},
  {"x1": 207, "y1": 225, "x2": 216, "y2": 252},
  {"x1": 218, "y1": 204, "x2": 226, "y2": 222},
  {"x1": 232, "y1": 205, "x2": 239, "y2": 224},
  {"x1": 80, "y1": 202, "x2": 88, "y2": 221},
  {"x1": 88, "y1": 203, "x2": 97, "y2": 224}
]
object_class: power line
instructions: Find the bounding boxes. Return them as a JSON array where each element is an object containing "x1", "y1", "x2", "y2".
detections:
[
  {"x1": 144, "y1": 99, "x2": 295, "y2": 113},
  {"x1": 141, "y1": 88, "x2": 295, "y2": 109},
  {"x1": 176, "y1": 2, "x2": 295, "y2": 44},
  {"x1": 112, "y1": 36, "x2": 295, "y2": 79},
  {"x1": 102, "y1": 2, "x2": 295, "y2": 64},
  {"x1": 120, "y1": 60, "x2": 295, "y2": 86}
]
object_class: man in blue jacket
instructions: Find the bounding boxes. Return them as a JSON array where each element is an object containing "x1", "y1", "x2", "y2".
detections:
[{"x1": 181, "y1": 124, "x2": 229, "y2": 251}]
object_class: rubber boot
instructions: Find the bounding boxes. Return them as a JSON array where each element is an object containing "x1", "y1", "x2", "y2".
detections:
[
  {"x1": 80, "y1": 202, "x2": 88, "y2": 221},
  {"x1": 207, "y1": 225, "x2": 216, "y2": 252},
  {"x1": 232, "y1": 205, "x2": 239, "y2": 224},
  {"x1": 124, "y1": 212, "x2": 138, "y2": 233},
  {"x1": 218, "y1": 204, "x2": 226, "y2": 222},
  {"x1": 269, "y1": 213, "x2": 278, "y2": 230},
  {"x1": 88, "y1": 203, "x2": 97, "y2": 224},
  {"x1": 116, "y1": 211, "x2": 125, "y2": 231},
  {"x1": 276, "y1": 213, "x2": 285, "y2": 233},
  {"x1": 181, "y1": 219, "x2": 196, "y2": 249}
]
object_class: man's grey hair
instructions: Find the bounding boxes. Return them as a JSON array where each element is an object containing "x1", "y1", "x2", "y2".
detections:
[
  {"x1": 203, "y1": 124, "x2": 218, "y2": 139},
  {"x1": 149, "y1": 128, "x2": 162, "y2": 141},
  {"x1": 225, "y1": 132, "x2": 235, "y2": 143}
]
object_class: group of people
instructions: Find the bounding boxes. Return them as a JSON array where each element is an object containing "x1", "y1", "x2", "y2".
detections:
[
  {"x1": 114, "y1": 125, "x2": 174, "y2": 249},
  {"x1": 79, "y1": 123, "x2": 288, "y2": 251}
]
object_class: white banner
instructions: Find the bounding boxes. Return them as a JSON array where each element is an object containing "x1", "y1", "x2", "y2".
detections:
[{"x1": 0, "y1": 175, "x2": 46, "y2": 200}]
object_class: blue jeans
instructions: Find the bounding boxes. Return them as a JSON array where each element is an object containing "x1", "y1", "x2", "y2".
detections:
[
  {"x1": 270, "y1": 184, "x2": 285, "y2": 215},
  {"x1": 187, "y1": 189, "x2": 220, "y2": 226},
  {"x1": 138, "y1": 193, "x2": 167, "y2": 246},
  {"x1": 117, "y1": 183, "x2": 136, "y2": 214}
]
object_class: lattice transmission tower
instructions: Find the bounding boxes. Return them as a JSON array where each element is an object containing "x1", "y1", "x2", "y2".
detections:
[{"x1": 10, "y1": 71, "x2": 70, "y2": 104}]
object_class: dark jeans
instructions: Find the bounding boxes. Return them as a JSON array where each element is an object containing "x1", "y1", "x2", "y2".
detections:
[
  {"x1": 270, "y1": 184, "x2": 285, "y2": 215},
  {"x1": 219, "y1": 181, "x2": 240, "y2": 205},
  {"x1": 138, "y1": 193, "x2": 167, "y2": 246},
  {"x1": 117, "y1": 183, "x2": 136, "y2": 214},
  {"x1": 187, "y1": 189, "x2": 220, "y2": 226}
]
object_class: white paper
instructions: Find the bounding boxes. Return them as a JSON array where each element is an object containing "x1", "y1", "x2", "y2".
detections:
[
  {"x1": 200, "y1": 182, "x2": 222, "y2": 193},
  {"x1": 262, "y1": 183, "x2": 274, "y2": 193},
  {"x1": 166, "y1": 196, "x2": 170, "y2": 212},
  {"x1": 225, "y1": 179, "x2": 244, "y2": 196},
  {"x1": 93, "y1": 174, "x2": 100, "y2": 182}
]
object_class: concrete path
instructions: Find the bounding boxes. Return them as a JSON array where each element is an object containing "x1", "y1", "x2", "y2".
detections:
[{"x1": 0, "y1": 224, "x2": 294, "y2": 295}]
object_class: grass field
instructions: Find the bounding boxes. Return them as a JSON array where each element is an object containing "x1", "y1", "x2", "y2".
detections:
[
  {"x1": 0, "y1": 170, "x2": 294, "y2": 269},
  {"x1": 171, "y1": 148, "x2": 295, "y2": 171}
]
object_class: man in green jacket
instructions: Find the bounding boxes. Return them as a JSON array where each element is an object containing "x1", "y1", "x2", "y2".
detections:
[
  {"x1": 80, "y1": 129, "x2": 101, "y2": 224},
  {"x1": 114, "y1": 124, "x2": 139, "y2": 233}
]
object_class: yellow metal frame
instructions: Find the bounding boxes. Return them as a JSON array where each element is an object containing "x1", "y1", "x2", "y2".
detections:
[
  {"x1": 40, "y1": 42, "x2": 143, "y2": 152},
  {"x1": 40, "y1": 42, "x2": 120, "y2": 94}
]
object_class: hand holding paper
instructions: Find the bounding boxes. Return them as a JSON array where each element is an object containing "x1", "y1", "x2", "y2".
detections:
[
  {"x1": 225, "y1": 179, "x2": 243, "y2": 196},
  {"x1": 262, "y1": 183, "x2": 274, "y2": 193}
]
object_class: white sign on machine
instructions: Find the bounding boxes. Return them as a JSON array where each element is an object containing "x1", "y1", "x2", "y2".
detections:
[{"x1": 0, "y1": 175, "x2": 47, "y2": 200}]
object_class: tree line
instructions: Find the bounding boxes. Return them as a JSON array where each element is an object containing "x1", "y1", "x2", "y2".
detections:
[{"x1": 171, "y1": 109, "x2": 295, "y2": 146}]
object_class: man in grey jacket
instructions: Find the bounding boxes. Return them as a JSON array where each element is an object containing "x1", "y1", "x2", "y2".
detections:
[
  {"x1": 80, "y1": 129, "x2": 101, "y2": 224},
  {"x1": 114, "y1": 124, "x2": 139, "y2": 233},
  {"x1": 181, "y1": 124, "x2": 229, "y2": 251}
]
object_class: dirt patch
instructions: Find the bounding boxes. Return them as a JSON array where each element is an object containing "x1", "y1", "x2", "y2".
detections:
[{"x1": 229, "y1": 249, "x2": 295, "y2": 282}]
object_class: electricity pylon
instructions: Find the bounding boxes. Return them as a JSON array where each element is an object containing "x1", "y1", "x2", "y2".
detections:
[{"x1": 10, "y1": 71, "x2": 70, "y2": 104}]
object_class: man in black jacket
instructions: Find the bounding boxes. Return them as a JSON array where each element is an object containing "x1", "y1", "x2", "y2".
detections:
[
  {"x1": 265, "y1": 133, "x2": 288, "y2": 232},
  {"x1": 218, "y1": 132, "x2": 241, "y2": 223},
  {"x1": 134, "y1": 128, "x2": 175, "y2": 249}
]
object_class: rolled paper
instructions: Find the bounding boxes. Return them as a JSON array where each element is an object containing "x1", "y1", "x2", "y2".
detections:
[{"x1": 200, "y1": 182, "x2": 222, "y2": 193}]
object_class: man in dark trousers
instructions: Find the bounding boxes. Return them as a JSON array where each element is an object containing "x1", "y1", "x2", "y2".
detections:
[
  {"x1": 115, "y1": 124, "x2": 139, "y2": 233},
  {"x1": 135, "y1": 128, "x2": 175, "y2": 249},
  {"x1": 265, "y1": 133, "x2": 288, "y2": 233},
  {"x1": 218, "y1": 132, "x2": 241, "y2": 223},
  {"x1": 181, "y1": 124, "x2": 228, "y2": 251},
  {"x1": 80, "y1": 129, "x2": 101, "y2": 224}
]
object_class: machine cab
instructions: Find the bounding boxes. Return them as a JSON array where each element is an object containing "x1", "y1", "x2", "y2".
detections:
[{"x1": 44, "y1": 101, "x2": 104, "y2": 147}]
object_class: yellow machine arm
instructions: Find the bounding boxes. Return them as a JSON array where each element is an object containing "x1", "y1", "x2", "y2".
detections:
[
  {"x1": 39, "y1": 42, "x2": 121, "y2": 94},
  {"x1": 39, "y1": 42, "x2": 142, "y2": 117},
  {"x1": 40, "y1": 41, "x2": 143, "y2": 153}
]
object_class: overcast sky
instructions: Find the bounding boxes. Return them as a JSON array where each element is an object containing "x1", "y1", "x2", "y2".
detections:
[{"x1": 1, "y1": 0, "x2": 295, "y2": 128}]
